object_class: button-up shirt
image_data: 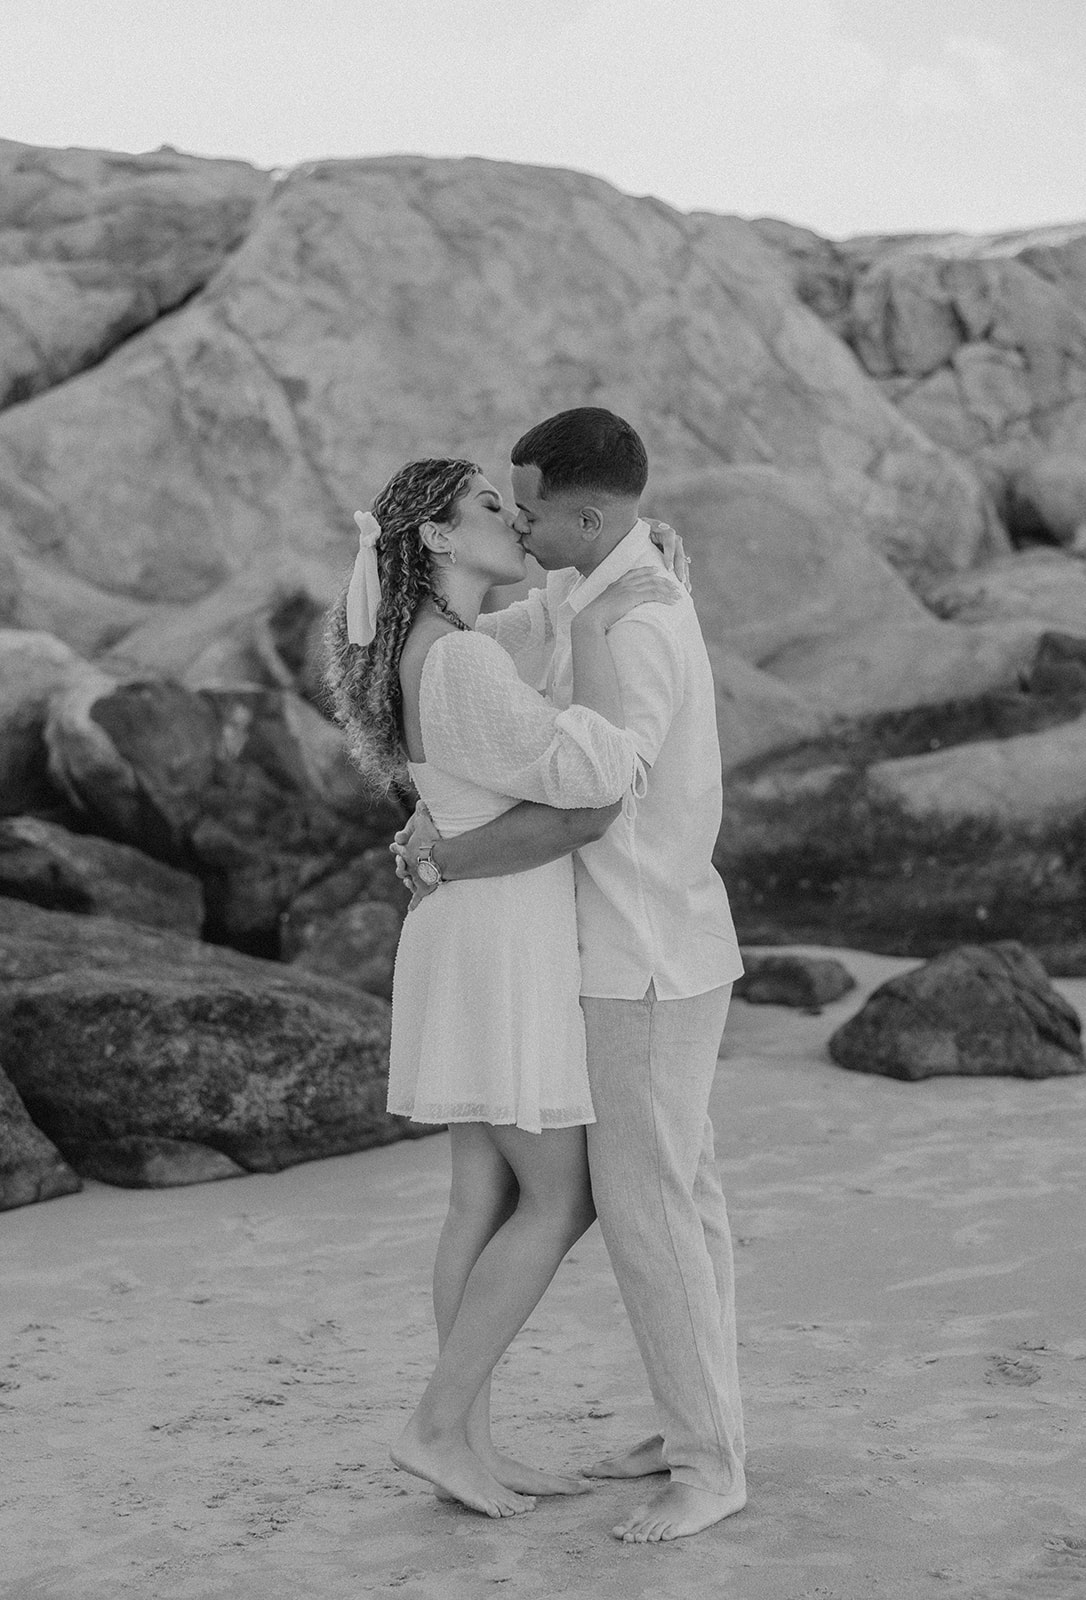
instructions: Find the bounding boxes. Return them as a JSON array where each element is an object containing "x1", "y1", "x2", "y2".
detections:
[{"x1": 480, "y1": 519, "x2": 743, "y2": 1000}]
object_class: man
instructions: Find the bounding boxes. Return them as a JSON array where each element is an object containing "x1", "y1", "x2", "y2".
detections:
[{"x1": 397, "y1": 407, "x2": 745, "y2": 1542}]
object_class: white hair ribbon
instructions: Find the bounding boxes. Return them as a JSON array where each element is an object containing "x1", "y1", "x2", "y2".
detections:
[{"x1": 345, "y1": 510, "x2": 382, "y2": 646}]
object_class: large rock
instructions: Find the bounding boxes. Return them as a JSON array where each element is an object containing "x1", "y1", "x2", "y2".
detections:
[
  {"x1": 652, "y1": 464, "x2": 1035, "y2": 744},
  {"x1": 0, "y1": 815, "x2": 204, "y2": 933},
  {"x1": 0, "y1": 139, "x2": 270, "y2": 411},
  {"x1": 0, "y1": 899, "x2": 424, "y2": 1193},
  {"x1": 827, "y1": 943, "x2": 1084, "y2": 1080},
  {"x1": 0, "y1": 629, "x2": 102, "y2": 812},
  {"x1": 921, "y1": 548, "x2": 1086, "y2": 631},
  {"x1": 755, "y1": 221, "x2": 1086, "y2": 530},
  {"x1": 44, "y1": 676, "x2": 400, "y2": 948},
  {"x1": 0, "y1": 1063, "x2": 81, "y2": 1211},
  {"x1": 717, "y1": 644, "x2": 1086, "y2": 973},
  {"x1": 734, "y1": 952, "x2": 856, "y2": 1010},
  {"x1": 867, "y1": 711, "x2": 1086, "y2": 825},
  {"x1": 0, "y1": 152, "x2": 1000, "y2": 682},
  {"x1": 282, "y1": 846, "x2": 406, "y2": 1000}
]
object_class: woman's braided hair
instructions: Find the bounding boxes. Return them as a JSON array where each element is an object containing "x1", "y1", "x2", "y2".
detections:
[{"x1": 323, "y1": 457, "x2": 480, "y2": 794}]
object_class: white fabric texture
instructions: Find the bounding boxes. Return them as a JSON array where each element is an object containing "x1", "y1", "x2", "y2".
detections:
[
  {"x1": 387, "y1": 629, "x2": 642, "y2": 1133},
  {"x1": 541, "y1": 519, "x2": 745, "y2": 1000},
  {"x1": 477, "y1": 588, "x2": 554, "y2": 688},
  {"x1": 414, "y1": 629, "x2": 645, "y2": 808}
]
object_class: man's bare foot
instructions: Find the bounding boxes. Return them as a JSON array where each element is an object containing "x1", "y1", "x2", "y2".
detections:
[
  {"x1": 612, "y1": 1480, "x2": 747, "y2": 1542},
  {"x1": 585, "y1": 1433, "x2": 666, "y2": 1479},
  {"x1": 391, "y1": 1426, "x2": 536, "y2": 1518}
]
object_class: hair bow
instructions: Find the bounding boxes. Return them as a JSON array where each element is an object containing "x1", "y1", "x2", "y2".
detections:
[{"x1": 345, "y1": 510, "x2": 382, "y2": 646}]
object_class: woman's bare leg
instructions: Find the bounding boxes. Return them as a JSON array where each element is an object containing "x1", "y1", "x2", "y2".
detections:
[
  {"x1": 431, "y1": 1130, "x2": 591, "y2": 1496},
  {"x1": 431, "y1": 1128, "x2": 583, "y2": 1493},
  {"x1": 392, "y1": 1122, "x2": 595, "y2": 1513}
]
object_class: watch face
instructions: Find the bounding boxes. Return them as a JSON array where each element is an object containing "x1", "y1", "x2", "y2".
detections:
[{"x1": 417, "y1": 857, "x2": 441, "y2": 887}]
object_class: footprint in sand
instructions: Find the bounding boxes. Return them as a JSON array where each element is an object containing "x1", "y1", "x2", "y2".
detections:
[{"x1": 985, "y1": 1354, "x2": 1042, "y2": 1386}]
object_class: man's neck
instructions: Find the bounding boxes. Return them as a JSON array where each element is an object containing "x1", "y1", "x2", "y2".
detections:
[{"x1": 573, "y1": 510, "x2": 642, "y2": 577}]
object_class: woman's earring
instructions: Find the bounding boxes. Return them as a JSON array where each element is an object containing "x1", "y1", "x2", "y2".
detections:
[{"x1": 447, "y1": 547, "x2": 457, "y2": 565}]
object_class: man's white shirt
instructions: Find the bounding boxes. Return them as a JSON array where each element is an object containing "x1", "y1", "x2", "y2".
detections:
[{"x1": 478, "y1": 519, "x2": 743, "y2": 1000}]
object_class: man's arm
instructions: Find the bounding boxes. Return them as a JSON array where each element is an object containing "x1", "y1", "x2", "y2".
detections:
[{"x1": 394, "y1": 798, "x2": 621, "y2": 900}]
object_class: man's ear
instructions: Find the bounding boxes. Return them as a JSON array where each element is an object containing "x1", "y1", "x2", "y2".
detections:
[{"x1": 578, "y1": 504, "x2": 604, "y2": 540}]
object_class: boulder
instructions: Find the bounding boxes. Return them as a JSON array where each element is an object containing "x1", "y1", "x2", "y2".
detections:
[
  {"x1": 734, "y1": 952, "x2": 856, "y2": 1010},
  {"x1": 755, "y1": 221, "x2": 1086, "y2": 523},
  {"x1": 647, "y1": 464, "x2": 1035, "y2": 758},
  {"x1": 282, "y1": 846, "x2": 406, "y2": 999},
  {"x1": 717, "y1": 657, "x2": 1086, "y2": 973},
  {"x1": 0, "y1": 629, "x2": 101, "y2": 813},
  {"x1": 0, "y1": 815, "x2": 204, "y2": 934},
  {"x1": 867, "y1": 712, "x2": 1086, "y2": 826},
  {"x1": 99, "y1": 573, "x2": 329, "y2": 696},
  {"x1": 0, "y1": 150, "x2": 1000, "y2": 683},
  {"x1": 44, "y1": 676, "x2": 401, "y2": 948},
  {"x1": 0, "y1": 1064, "x2": 81, "y2": 1211},
  {"x1": 921, "y1": 548, "x2": 1086, "y2": 633},
  {"x1": 0, "y1": 899, "x2": 427, "y2": 1193},
  {"x1": 287, "y1": 902, "x2": 403, "y2": 1000},
  {"x1": 0, "y1": 138, "x2": 270, "y2": 410},
  {"x1": 827, "y1": 943, "x2": 1084, "y2": 1080}
]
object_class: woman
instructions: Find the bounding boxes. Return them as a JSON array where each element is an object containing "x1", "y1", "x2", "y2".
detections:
[{"x1": 324, "y1": 458, "x2": 676, "y2": 1519}]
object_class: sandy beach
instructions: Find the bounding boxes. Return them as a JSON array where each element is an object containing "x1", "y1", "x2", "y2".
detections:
[{"x1": 4, "y1": 948, "x2": 1086, "y2": 1600}]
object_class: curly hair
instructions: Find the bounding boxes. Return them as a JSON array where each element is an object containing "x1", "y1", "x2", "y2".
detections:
[{"x1": 324, "y1": 458, "x2": 480, "y2": 794}]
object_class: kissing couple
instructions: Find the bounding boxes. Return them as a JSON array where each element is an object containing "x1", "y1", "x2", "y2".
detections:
[{"x1": 324, "y1": 406, "x2": 745, "y2": 1543}]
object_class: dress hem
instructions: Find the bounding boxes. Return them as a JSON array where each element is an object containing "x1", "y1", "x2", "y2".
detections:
[{"x1": 388, "y1": 1101, "x2": 596, "y2": 1133}]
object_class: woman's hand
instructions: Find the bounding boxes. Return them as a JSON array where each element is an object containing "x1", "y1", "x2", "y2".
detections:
[
  {"x1": 574, "y1": 566, "x2": 682, "y2": 633},
  {"x1": 645, "y1": 520, "x2": 692, "y2": 593},
  {"x1": 391, "y1": 801, "x2": 442, "y2": 911}
]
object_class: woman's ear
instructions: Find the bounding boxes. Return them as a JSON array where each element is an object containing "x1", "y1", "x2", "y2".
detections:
[{"x1": 418, "y1": 519, "x2": 445, "y2": 553}]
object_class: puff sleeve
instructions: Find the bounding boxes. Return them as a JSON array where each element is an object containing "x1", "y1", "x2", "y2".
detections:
[
  {"x1": 418, "y1": 631, "x2": 646, "y2": 809},
  {"x1": 475, "y1": 590, "x2": 554, "y2": 687}
]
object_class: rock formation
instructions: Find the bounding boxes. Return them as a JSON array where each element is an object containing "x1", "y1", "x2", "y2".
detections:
[
  {"x1": 0, "y1": 815, "x2": 204, "y2": 933},
  {"x1": 734, "y1": 952, "x2": 856, "y2": 1010},
  {"x1": 1, "y1": 145, "x2": 1084, "y2": 1202},
  {"x1": 827, "y1": 943, "x2": 1084, "y2": 1080},
  {"x1": 0, "y1": 900, "x2": 421, "y2": 1193}
]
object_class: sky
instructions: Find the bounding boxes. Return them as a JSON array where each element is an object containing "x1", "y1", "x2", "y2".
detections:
[{"x1": 4, "y1": 0, "x2": 1086, "y2": 238}]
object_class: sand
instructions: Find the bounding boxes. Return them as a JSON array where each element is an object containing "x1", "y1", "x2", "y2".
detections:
[{"x1": 4, "y1": 949, "x2": 1086, "y2": 1600}]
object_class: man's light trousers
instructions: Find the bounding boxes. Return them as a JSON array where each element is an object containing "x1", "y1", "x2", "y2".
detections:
[{"x1": 582, "y1": 981, "x2": 745, "y2": 1498}]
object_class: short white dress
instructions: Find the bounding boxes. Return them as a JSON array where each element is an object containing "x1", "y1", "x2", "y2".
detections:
[{"x1": 387, "y1": 629, "x2": 645, "y2": 1133}]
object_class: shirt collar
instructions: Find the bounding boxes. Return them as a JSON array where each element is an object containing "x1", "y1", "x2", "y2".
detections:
[{"x1": 563, "y1": 519, "x2": 655, "y2": 616}]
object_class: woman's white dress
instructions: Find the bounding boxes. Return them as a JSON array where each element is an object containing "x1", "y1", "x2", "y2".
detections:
[{"x1": 387, "y1": 629, "x2": 644, "y2": 1134}]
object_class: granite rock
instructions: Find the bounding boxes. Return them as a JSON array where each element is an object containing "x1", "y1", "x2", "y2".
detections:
[
  {"x1": 0, "y1": 1064, "x2": 82, "y2": 1212},
  {"x1": 734, "y1": 952, "x2": 856, "y2": 1010},
  {"x1": 827, "y1": 943, "x2": 1084, "y2": 1080},
  {"x1": 0, "y1": 814, "x2": 204, "y2": 934},
  {"x1": 44, "y1": 676, "x2": 401, "y2": 948},
  {"x1": 0, "y1": 899, "x2": 426, "y2": 1194}
]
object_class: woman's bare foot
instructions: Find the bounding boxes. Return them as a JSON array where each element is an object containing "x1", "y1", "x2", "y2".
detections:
[
  {"x1": 436, "y1": 1433, "x2": 591, "y2": 1499},
  {"x1": 612, "y1": 1480, "x2": 747, "y2": 1542},
  {"x1": 475, "y1": 1447, "x2": 591, "y2": 1497},
  {"x1": 391, "y1": 1424, "x2": 536, "y2": 1518},
  {"x1": 586, "y1": 1433, "x2": 666, "y2": 1478}
]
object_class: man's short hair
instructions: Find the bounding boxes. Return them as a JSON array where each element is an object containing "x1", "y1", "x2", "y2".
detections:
[{"x1": 511, "y1": 407, "x2": 648, "y2": 499}]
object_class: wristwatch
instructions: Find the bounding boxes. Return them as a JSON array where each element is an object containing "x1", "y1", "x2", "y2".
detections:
[{"x1": 415, "y1": 843, "x2": 444, "y2": 889}]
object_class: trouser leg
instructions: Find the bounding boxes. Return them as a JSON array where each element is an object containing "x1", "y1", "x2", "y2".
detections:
[
  {"x1": 583, "y1": 982, "x2": 744, "y2": 1496},
  {"x1": 693, "y1": 1111, "x2": 745, "y2": 1463}
]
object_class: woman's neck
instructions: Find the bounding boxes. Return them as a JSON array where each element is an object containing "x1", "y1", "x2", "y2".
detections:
[{"x1": 431, "y1": 568, "x2": 488, "y2": 630}]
